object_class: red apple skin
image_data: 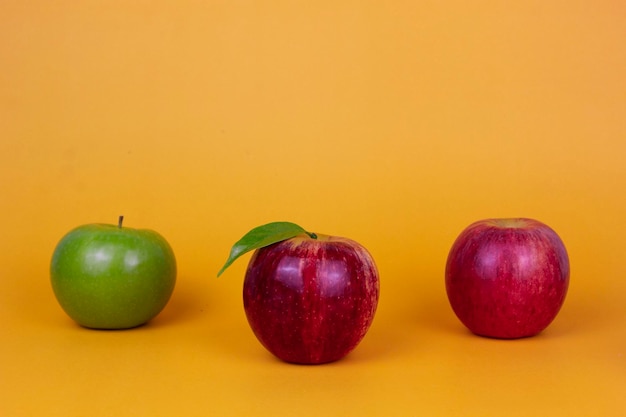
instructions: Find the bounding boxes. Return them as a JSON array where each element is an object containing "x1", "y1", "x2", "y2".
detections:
[
  {"x1": 445, "y1": 218, "x2": 570, "y2": 339},
  {"x1": 243, "y1": 234, "x2": 380, "y2": 364}
]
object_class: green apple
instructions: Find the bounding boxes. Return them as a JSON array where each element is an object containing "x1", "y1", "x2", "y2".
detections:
[{"x1": 50, "y1": 216, "x2": 177, "y2": 329}]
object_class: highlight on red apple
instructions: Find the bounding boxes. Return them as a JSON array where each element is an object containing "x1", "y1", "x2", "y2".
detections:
[
  {"x1": 218, "y1": 221, "x2": 380, "y2": 364},
  {"x1": 445, "y1": 218, "x2": 569, "y2": 339}
]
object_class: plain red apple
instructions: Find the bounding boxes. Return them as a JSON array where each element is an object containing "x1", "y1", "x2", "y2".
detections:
[
  {"x1": 445, "y1": 218, "x2": 570, "y2": 339},
  {"x1": 243, "y1": 233, "x2": 380, "y2": 364}
]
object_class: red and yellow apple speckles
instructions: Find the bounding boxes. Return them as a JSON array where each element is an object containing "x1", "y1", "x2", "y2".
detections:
[{"x1": 243, "y1": 234, "x2": 379, "y2": 364}]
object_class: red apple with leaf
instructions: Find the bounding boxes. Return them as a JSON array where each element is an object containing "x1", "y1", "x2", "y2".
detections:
[
  {"x1": 218, "y1": 222, "x2": 380, "y2": 364},
  {"x1": 445, "y1": 218, "x2": 570, "y2": 339}
]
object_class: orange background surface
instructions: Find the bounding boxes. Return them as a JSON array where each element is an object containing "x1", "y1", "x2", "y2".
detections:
[{"x1": 1, "y1": 1, "x2": 625, "y2": 416}]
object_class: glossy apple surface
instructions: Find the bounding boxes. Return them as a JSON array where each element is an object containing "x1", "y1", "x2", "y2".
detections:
[
  {"x1": 445, "y1": 218, "x2": 569, "y2": 339},
  {"x1": 50, "y1": 221, "x2": 177, "y2": 329},
  {"x1": 243, "y1": 234, "x2": 380, "y2": 364}
]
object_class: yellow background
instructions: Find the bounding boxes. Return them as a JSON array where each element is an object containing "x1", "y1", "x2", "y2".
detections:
[{"x1": 1, "y1": 1, "x2": 625, "y2": 415}]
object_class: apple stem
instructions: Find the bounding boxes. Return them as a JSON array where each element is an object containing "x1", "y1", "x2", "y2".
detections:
[
  {"x1": 306, "y1": 232, "x2": 318, "y2": 239},
  {"x1": 118, "y1": 215, "x2": 124, "y2": 228}
]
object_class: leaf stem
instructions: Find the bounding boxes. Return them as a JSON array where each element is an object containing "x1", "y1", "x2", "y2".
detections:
[{"x1": 217, "y1": 222, "x2": 316, "y2": 277}]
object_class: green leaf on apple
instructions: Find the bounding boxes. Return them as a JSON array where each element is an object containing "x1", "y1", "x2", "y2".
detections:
[{"x1": 217, "y1": 221, "x2": 315, "y2": 277}]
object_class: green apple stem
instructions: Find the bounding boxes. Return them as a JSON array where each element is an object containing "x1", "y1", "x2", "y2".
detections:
[
  {"x1": 306, "y1": 232, "x2": 318, "y2": 239},
  {"x1": 118, "y1": 215, "x2": 124, "y2": 228}
]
